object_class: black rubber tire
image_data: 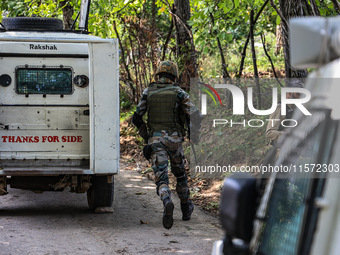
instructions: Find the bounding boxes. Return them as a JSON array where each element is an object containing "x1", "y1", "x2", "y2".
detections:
[
  {"x1": 2, "y1": 17, "x2": 63, "y2": 31},
  {"x1": 87, "y1": 175, "x2": 114, "y2": 211}
]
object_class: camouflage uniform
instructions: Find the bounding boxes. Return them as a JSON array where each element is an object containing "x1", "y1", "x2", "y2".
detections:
[{"x1": 135, "y1": 78, "x2": 200, "y2": 203}]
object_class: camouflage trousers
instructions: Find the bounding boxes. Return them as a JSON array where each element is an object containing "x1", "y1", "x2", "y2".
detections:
[{"x1": 149, "y1": 131, "x2": 190, "y2": 204}]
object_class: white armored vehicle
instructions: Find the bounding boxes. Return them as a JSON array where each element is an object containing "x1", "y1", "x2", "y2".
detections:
[{"x1": 0, "y1": 3, "x2": 119, "y2": 211}]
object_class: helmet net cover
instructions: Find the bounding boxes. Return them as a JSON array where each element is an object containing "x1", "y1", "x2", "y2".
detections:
[{"x1": 155, "y1": 61, "x2": 179, "y2": 80}]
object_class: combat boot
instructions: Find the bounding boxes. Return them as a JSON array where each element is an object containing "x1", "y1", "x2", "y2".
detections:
[
  {"x1": 181, "y1": 201, "x2": 194, "y2": 221},
  {"x1": 162, "y1": 198, "x2": 174, "y2": 229}
]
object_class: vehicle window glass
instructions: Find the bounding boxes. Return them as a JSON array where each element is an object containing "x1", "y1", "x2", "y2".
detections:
[
  {"x1": 258, "y1": 110, "x2": 334, "y2": 255},
  {"x1": 16, "y1": 66, "x2": 73, "y2": 95}
]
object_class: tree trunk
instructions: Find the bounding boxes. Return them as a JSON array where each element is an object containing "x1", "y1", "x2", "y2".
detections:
[
  {"x1": 60, "y1": 0, "x2": 73, "y2": 30},
  {"x1": 237, "y1": 0, "x2": 269, "y2": 77},
  {"x1": 250, "y1": 10, "x2": 261, "y2": 109},
  {"x1": 278, "y1": 0, "x2": 308, "y2": 78},
  {"x1": 150, "y1": 0, "x2": 157, "y2": 71},
  {"x1": 275, "y1": 24, "x2": 283, "y2": 55},
  {"x1": 173, "y1": 0, "x2": 198, "y2": 88},
  {"x1": 331, "y1": 0, "x2": 340, "y2": 14},
  {"x1": 209, "y1": 12, "x2": 231, "y2": 79},
  {"x1": 113, "y1": 20, "x2": 136, "y2": 102},
  {"x1": 161, "y1": 20, "x2": 174, "y2": 61}
]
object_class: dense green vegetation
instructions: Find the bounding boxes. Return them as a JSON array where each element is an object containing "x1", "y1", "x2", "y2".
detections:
[{"x1": 2, "y1": 0, "x2": 339, "y2": 106}]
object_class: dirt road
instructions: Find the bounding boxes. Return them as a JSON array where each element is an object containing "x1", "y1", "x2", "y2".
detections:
[{"x1": 0, "y1": 164, "x2": 223, "y2": 255}]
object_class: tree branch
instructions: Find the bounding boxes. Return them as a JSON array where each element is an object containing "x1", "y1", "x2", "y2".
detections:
[
  {"x1": 261, "y1": 33, "x2": 283, "y2": 87},
  {"x1": 112, "y1": 19, "x2": 136, "y2": 101},
  {"x1": 302, "y1": 0, "x2": 314, "y2": 16},
  {"x1": 331, "y1": 0, "x2": 340, "y2": 14},
  {"x1": 162, "y1": 19, "x2": 174, "y2": 61},
  {"x1": 250, "y1": 10, "x2": 261, "y2": 108},
  {"x1": 269, "y1": 0, "x2": 288, "y2": 28},
  {"x1": 237, "y1": 0, "x2": 270, "y2": 77},
  {"x1": 161, "y1": 0, "x2": 193, "y2": 40},
  {"x1": 310, "y1": 0, "x2": 321, "y2": 16},
  {"x1": 209, "y1": 12, "x2": 231, "y2": 79},
  {"x1": 116, "y1": 0, "x2": 134, "y2": 14}
]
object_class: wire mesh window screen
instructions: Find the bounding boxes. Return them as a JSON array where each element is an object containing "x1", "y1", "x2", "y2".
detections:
[
  {"x1": 16, "y1": 66, "x2": 73, "y2": 94},
  {"x1": 258, "y1": 110, "x2": 331, "y2": 255}
]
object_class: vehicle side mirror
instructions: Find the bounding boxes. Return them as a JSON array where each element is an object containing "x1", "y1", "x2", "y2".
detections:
[{"x1": 220, "y1": 173, "x2": 257, "y2": 243}]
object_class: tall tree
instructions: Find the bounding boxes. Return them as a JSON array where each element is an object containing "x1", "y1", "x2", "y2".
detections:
[
  {"x1": 173, "y1": 0, "x2": 198, "y2": 87},
  {"x1": 60, "y1": 0, "x2": 73, "y2": 30},
  {"x1": 275, "y1": 0, "x2": 311, "y2": 78}
]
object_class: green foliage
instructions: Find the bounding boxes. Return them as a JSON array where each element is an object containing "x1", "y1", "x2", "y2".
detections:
[
  {"x1": 1, "y1": 0, "x2": 339, "y2": 102},
  {"x1": 120, "y1": 105, "x2": 136, "y2": 123},
  {"x1": 120, "y1": 91, "x2": 133, "y2": 111},
  {"x1": 199, "y1": 33, "x2": 285, "y2": 78},
  {"x1": 190, "y1": 0, "x2": 276, "y2": 52}
]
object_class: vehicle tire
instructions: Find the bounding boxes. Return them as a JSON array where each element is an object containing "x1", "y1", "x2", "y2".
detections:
[
  {"x1": 2, "y1": 17, "x2": 63, "y2": 31},
  {"x1": 87, "y1": 175, "x2": 114, "y2": 211}
]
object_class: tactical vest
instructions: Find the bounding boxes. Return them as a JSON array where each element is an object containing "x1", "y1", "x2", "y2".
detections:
[{"x1": 147, "y1": 83, "x2": 185, "y2": 135}]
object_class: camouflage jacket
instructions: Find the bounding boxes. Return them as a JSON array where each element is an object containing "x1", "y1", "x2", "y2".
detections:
[{"x1": 135, "y1": 80, "x2": 201, "y2": 137}]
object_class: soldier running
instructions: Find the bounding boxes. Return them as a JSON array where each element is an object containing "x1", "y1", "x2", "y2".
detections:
[{"x1": 132, "y1": 60, "x2": 201, "y2": 229}]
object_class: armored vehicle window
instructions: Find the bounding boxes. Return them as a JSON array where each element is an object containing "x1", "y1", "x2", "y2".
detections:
[
  {"x1": 15, "y1": 66, "x2": 73, "y2": 95},
  {"x1": 258, "y1": 109, "x2": 336, "y2": 255}
]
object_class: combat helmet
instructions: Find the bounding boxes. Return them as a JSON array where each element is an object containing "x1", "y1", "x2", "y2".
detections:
[{"x1": 155, "y1": 61, "x2": 179, "y2": 81}]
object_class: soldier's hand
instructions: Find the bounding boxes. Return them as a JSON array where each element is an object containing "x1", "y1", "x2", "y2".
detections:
[
  {"x1": 139, "y1": 123, "x2": 149, "y2": 143},
  {"x1": 132, "y1": 112, "x2": 144, "y2": 128}
]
